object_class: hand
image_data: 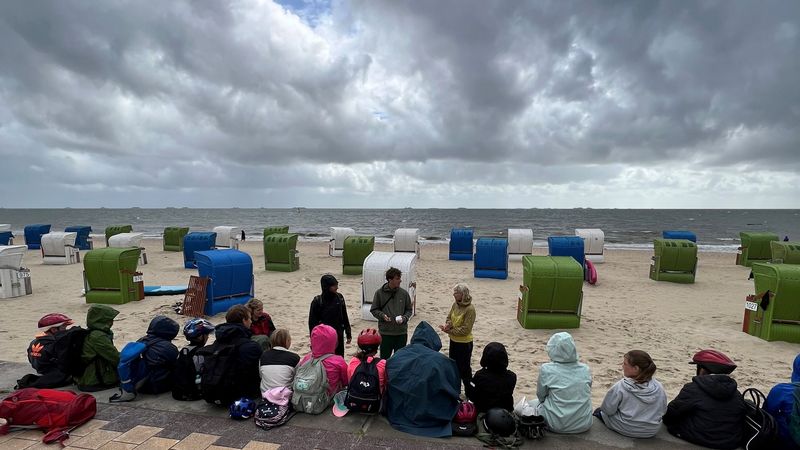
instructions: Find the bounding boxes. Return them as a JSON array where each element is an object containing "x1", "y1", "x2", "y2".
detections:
[{"x1": 383, "y1": 314, "x2": 392, "y2": 322}]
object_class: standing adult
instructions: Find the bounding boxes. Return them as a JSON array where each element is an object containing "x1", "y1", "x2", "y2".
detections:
[
  {"x1": 439, "y1": 283, "x2": 476, "y2": 392},
  {"x1": 370, "y1": 267, "x2": 413, "y2": 359},
  {"x1": 308, "y1": 274, "x2": 352, "y2": 357}
]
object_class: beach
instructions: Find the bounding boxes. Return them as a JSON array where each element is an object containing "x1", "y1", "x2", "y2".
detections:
[{"x1": 1, "y1": 239, "x2": 796, "y2": 406}]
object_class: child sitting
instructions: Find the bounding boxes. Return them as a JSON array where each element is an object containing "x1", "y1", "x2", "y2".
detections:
[
  {"x1": 259, "y1": 329, "x2": 300, "y2": 392},
  {"x1": 466, "y1": 342, "x2": 516, "y2": 412},
  {"x1": 292, "y1": 324, "x2": 348, "y2": 414},
  {"x1": 246, "y1": 298, "x2": 276, "y2": 351},
  {"x1": 172, "y1": 318, "x2": 216, "y2": 401},
  {"x1": 75, "y1": 305, "x2": 120, "y2": 392},
  {"x1": 595, "y1": 350, "x2": 667, "y2": 438},
  {"x1": 20, "y1": 313, "x2": 75, "y2": 388}
]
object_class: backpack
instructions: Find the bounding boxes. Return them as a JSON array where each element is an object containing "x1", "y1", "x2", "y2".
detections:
[
  {"x1": 254, "y1": 400, "x2": 295, "y2": 430},
  {"x1": 291, "y1": 354, "x2": 334, "y2": 414},
  {"x1": 790, "y1": 383, "x2": 800, "y2": 446},
  {"x1": 198, "y1": 341, "x2": 242, "y2": 406},
  {"x1": 742, "y1": 387, "x2": 779, "y2": 450},
  {"x1": 117, "y1": 341, "x2": 151, "y2": 394},
  {"x1": 344, "y1": 357, "x2": 382, "y2": 414},
  {"x1": 0, "y1": 388, "x2": 96, "y2": 444},
  {"x1": 172, "y1": 346, "x2": 202, "y2": 401},
  {"x1": 53, "y1": 327, "x2": 91, "y2": 378}
]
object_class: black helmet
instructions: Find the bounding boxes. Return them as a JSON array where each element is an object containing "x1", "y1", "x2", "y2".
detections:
[{"x1": 482, "y1": 408, "x2": 516, "y2": 437}]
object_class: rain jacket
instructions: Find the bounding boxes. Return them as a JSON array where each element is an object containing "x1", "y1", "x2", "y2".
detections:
[
  {"x1": 536, "y1": 332, "x2": 592, "y2": 434},
  {"x1": 136, "y1": 315, "x2": 179, "y2": 395},
  {"x1": 663, "y1": 374, "x2": 747, "y2": 449},
  {"x1": 298, "y1": 324, "x2": 348, "y2": 395},
  {"x1": 599, "y1": 377, "x2": 668, "y2": 438},
  {"x1": 75, "y1": 305, "x2": 120, "y2": 390},
  {"x1": 466, "y1": 342, "x2": 516, "y2": 412},
  {"x1": 445, "y1": 296, "x2": 475, "y2": 343},
  {"x1": 370, "y1": 283, "x2": 412, "y2": 336},
  {"x1": 385, "y1": 321, "x2": 460, "y2": 437},
  {"x1": 765, "y1": 353, "x2": 800, "y2": 449},
  {"x1": 214, "y1": 322, "x2": 263, "y2": 399}
]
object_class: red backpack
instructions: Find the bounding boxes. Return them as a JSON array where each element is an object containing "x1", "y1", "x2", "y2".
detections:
[{"x1": 0, "y1": 388, "x2": 97, "y2": 444}]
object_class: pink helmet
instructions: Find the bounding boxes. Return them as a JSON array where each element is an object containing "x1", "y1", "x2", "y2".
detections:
[
  {"x1": 37, "y1": 313, "x2": 74, "y2": 331},
  {"x1": 454, "y1": 400, "x2": 477, "y2": 423}
]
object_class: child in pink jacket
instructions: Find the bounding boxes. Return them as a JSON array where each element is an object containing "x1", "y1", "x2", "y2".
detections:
[{"x1": 299, "y1": 324, "x2": 348, "y2": 395}]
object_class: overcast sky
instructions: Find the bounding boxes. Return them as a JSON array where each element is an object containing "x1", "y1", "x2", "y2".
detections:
[{"x1": 1, "y1": 0, "x2": 798, "y2": 208}]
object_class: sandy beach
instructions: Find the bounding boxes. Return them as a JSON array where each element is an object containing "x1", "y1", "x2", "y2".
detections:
[{"x1": 1, "y1": 239, "x2": 797, "y2": 406}]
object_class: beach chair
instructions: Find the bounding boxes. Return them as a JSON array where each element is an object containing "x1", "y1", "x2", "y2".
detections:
[
  {"x1": 743, "y1": 263, "x2": 800, "y2": 343},
  {"x1": 65, "y1": 226, "x2": 93, "y2": 250},
  {"x1": 163, "y1": 227, "x2": 189, "y2": 252},
  {"x1": 83, "y1": 247, "x2": 143, "y2": 305},
  {"x1": 108, "y1": 232, "x2": 147, "y2": 265},
  {"x1": 649, "y1": 239, "x2": 697, "y2": 284},
  {"x1": 394, "y1": 228, "x2": 420, "y2": 256},
  {"x1": 183, "y1": 232, "x2": 217, "y2": 269},
  {"x1": 24, "y1": 224, "x2": 51, "y2": 250},
  {"x1": 342, "y1": 236, "x2": 375, "y2": 275},
  {"x1": 575, "y1": 229, "x2": 605, "y2": 263},
  {"x1": 263, "y1": 226, "x2": 290, "y2": 240},
  {"x1": 663, "y1": 230, "x2": 697, "y2": 243},
  {"x1": 548, "y1": 236, "x2": 585, "y2": 268},
  {"x1": 508, "y1": 228, "x2": 533, "y2": 261},
  {"x1": 0, "y1": 226, "x2": 13, "y2": 246},
  {"x1": 105, "y1": 225, "x2": 132, "y2": 246},
  {"x1": 41, "y1": 232, "x2": 80, "y2": 265},
  {"x1": 264, "y1": 233, "x2": 299, "y2": 272},
  {"x1": 361, "y1": 251, "x2": 417, "y2": 321},
  {"x1": 449, "y1": 228, "x2": 474, "y2": 261},
  {"x1": 0, "y1": 245, "x2": 32, "y2": 299},
  {"x1": 195, "y1": 249, "x2": 254, "y2": 316},
  {"x1": 212, "y1": 226, "x2": 241, "y2": 250},
  {"x1": 329, "y1": 227, "x2": 355, "y2": 257},
  {"x1": 737, "y1": 232, "x2": 779, "y2": 267},
  {"x1": 474, "y1": 238, "x2": 509, "y2": 279},
  {"x1": 770, "y1": 241, "x2": 800, "y2": 265},
  {"x1": 517, "y1": 256, "x2": 583, "y2": 329}
]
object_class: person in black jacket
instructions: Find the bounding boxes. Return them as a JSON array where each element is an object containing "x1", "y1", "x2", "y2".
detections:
[
  {"x1": 662, "y1": 349, "x2": 747, "y2": 450},
  {"x1": 213, "y1": 304, "x2": 264, "y2": 400},
  {"x1": 308, "y1": 274, "x2": 352, "y2": 356},
  {"x1": 136, "y1": 315, "x2": 179, "y2": 395},
  {"x1": 466, "y1": 342, "x2": 516, "y2": 412},
  {"x1": 19, "y1": 313, "x2": 75, "y2": 388}
]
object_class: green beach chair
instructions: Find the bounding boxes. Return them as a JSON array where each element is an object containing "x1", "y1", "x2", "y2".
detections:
[
  {"x1": 342, "y1": 236, "x2": 375, "y2": 275},
  {"x1": 263, "y1": 226, "x2": 290, "y2": 240},
  {"x1": 770, "y1": 241, "x2": 800, "y2": 265},
  {"x1": 737, "y1": 232, "x2": 779, "y2": 267},
  {"x1": 264, "y1": 233, "x2": 300, "y2": 272},
  {"x1": 743, "y1": 263, "x2": 800, "y2": 343},
  {"x1": 517, "y1": 256, "x2": 583, "y2": 329},
  {"x1": 83, "y1": 247, "x2": 143, "y2": 305},
  {"x1": 649, "y1": 239, "x2": 697, "y2": 284},
  {"x1": 105, "y1": 225, "x2": 133, "y2": 246},
  {"x1": 163, "y1": 227, "x2": 189, "y2": 252}
]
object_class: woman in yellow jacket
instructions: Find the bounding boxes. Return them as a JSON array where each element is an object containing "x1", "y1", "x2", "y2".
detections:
[{"x1": 439, "y1": 283, "x2": 476, "y2": 392}]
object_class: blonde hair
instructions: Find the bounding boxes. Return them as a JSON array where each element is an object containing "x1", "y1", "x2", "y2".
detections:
[
  {"x1": 246, "y1": 298, "x2": 263, "y2": 319},
  {"x1": 453, "y1": 283, "x2": 472, "y2": 303},
  {"x1": 271, "y1": 329, "x2": 291, "y2": 349}
]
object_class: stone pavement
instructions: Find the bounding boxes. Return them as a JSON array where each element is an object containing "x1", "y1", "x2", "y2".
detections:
[{"x1": 0, "y1": 361, "x2": 707, "y2": 449}]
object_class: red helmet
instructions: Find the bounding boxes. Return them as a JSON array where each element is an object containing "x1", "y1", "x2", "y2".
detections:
[
  {"x1": 455, "y1": 400, "x2": 477, "y2": 423},
  {"x1": 37, "y1": 313, "x2": 74, "y2": 331},
  {"x1": 690, "y1": 349, "x2": 737, "y2": 374},
  {"x1": 357, "y1": 328, "x2": 381, "y2": 348}
]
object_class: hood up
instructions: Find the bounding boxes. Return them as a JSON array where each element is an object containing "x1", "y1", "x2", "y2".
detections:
[
  {"x1": 410, "y1": 321, "x2": 442, "y2": 351},
  {"x1": 310, "y1": 323, "x2": 338, "y2": 357},
  {"x1": 86, "y1": 304, "x2": 119, "y2": 333},
  {"x1": 146, "y1": 315, "x2": 179, "y2": 340},
  {"x1": 694, "y1": 374, "x2": 740, "y2": 400},
  {"x1": 480, "y1": 342, "x2": 509, "y2": 372},
  {"x1": 546, "y1": 332, "x2": 579, "y2": 363},
  {"x1": 215, "y1": 322, "x2": 252, "y2": 343}
]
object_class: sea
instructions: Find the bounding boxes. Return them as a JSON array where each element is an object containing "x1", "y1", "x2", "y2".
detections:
[{"x1": 1, "y1": 208, "x2": 798, "y2": 252}]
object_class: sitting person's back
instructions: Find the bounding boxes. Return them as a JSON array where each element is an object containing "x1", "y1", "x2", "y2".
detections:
[
  {"x1": 764, "y1": 353, "x2": 800, "y2": 449},
  {"x1": 22, "y1": 313, "x2": 75, "y2": 388},
  {"x1": 297, "y1": 324, "x2": 348, "y2": 395},
  {"x1": 385, "y1": 321, "x2": 460, "y2": 438},
  {"x1": 75, "y1": 305, "x2": 120, "y2": 392},
  {"x1": 467, "y1": 341, "x2": 516, "y2": 412},
  {"x1": 207, "y1": 305, "x2": 264, "y2": 402},
  {"x1": 136, "y1": 315, "x2": 179, "y2": 394},
  {"x1": 662, "y1": 349, "x2": 746, "y2": 450},
  {"x1": 536, "y1": 331, "x2": 592, "y2": 434},
  {"x1": 260, "y1": 329, "x2": 300, "y2": 392},
  {"x1": 172, "y1": 318, "x2": 215, "y2": 401}
]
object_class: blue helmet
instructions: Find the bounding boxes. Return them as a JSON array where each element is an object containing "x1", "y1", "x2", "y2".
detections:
[
  {"x1": 183, "y1": 318, "x2": 215, "y2": 340},
  {"x1": 229, "y1": 397, "x2": 256, "y2": 420}
]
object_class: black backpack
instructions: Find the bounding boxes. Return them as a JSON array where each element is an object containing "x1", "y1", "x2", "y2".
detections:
[
  {"x1": 53, "y1": 327, "x2": 91, "y2": 378},
  {"x1": 344, "y1": 357, "x2": 381, "y2": 413},
  {"x1": 742, "y1": 387, "x2": 779, "y2": 450},
  {"x1": 198, "y1": 341, "x2": 241, "y2": 406},
  {"x1": 172, "y1": 346, "x2": 202, "y2": 401}
]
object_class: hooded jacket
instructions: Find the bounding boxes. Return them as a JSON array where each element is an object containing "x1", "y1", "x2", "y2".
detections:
[
  {"x1": 370, "y1": 283, "x2": 413, "y2": 336},
  {"x1": 445, "y1": 296, "x2": 475, "y2": 344},
  {"x1": 467, "y1": 342, "x2": 516, "y2": 412},
  {"x1": 75, "y1": 305, "x2": 120, "y2": 390},
  {"x1": 308, "y1": 275, "x2": 351, "y2": 340},
  {"x1": 298, "y1": 324, "x2": 348, "y2": 395},
  {"x1": 213, "y1": 322, "x2": 263, "y2": 399},
  {"x1": 764, "y1": 353, "x2": 800, "y2": 449},
  {"x1": 536, "y1": 332, "x2": 592, "y2": 434},
  {"x1": 599, "y1": 377, "x2": 668, "y2": 438},
  {"x1": 385, "y1": 321, "x2": 460, "y2": 437},
  {"x1": 136, "y1": 315, "x2": 179, "y2": 395},
  {"x1": 663, "y1": 374, "x2": 747, "y2": 449}
]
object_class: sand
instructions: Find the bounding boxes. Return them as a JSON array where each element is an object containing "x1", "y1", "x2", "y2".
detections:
[{"x1": 1, "y1": 239, "x2": 797, "y2": 405}]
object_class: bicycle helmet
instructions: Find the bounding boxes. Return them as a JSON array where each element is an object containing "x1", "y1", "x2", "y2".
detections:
[
  {"x1": 482, "y1": 407, "x2": 517, "y2": 437},
  {"x1": 229, "y1": 397, "x2": 256, "y2": 420},
  {"x1": 37, "y1": 313, "x2": 74, "y2": 331},
  {"x1": 357, "y1": 328, "x2": 382, "y2": 348},
  {"x1": 690, "y1": 349, "x2": 737, "y2": 374},
  {"x1": 454, "y1": 400, "x2": 477, "y2": 423},
  {"x1": 183, "y1": 318, "x2": 215, "y2": 340}
]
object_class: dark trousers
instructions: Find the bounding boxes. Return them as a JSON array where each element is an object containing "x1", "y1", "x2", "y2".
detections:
[
  {"x1": 379, "y1": 334, "x2": 407, "y2": 359},
  {"x1": 449, "y1": 340, "x2": 473, "y2": 393},
  {"x1": 335, "y1": 330, "x2": 345, "y2": 357}
]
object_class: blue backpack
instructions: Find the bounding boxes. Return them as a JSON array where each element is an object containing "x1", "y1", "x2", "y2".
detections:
[{"x1": 117, "y1": 342, "x2": 151, "y2": 394}]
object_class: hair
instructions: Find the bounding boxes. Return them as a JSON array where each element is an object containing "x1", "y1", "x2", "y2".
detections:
[
  {"x1": 624, "y1": 350, "x2": 657, "y2": 383},
  {"x1": 245, "y1": 298, "x2": 263, "y2": 319},
  {"x1": 356, "y1": 345, "x2": 379, "y2": 361},
  {"x1": 453, "y1": 283, "x2": 472, "y2": 303},
  {"x1": 225, "y1": 304, "x2": 251, "y2": 324},
  {"x1": 385, "y1": 267, "x2": 402, "y2": 281},
  {"x1": 270, "y1": 329, "x2": 291, "y2": 349}
]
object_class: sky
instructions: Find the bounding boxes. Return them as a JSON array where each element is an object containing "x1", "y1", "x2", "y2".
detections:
[{"x1": 0, "y1": 0, "x2": 798, "y2": 208}]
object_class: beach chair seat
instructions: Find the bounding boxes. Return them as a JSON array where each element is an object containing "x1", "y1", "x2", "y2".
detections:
[
  {"x1": 24, "y1": 224, "x2": 51, "y2": 250},
  {"x1": 517, "y1": 256, "x2": 583, "y2": 329},
  {"x1": 394, "y1": 228, "x2": 420, "y2": 256},
  {"x1": 737, "y1": 232, "x2": 779, "y2": 267},
  {"x1": 105, "y1": 225, "x2": 133, "y2": 246},
  {"x1": 474, "y1": 237, "x2": 509, "y2": 279},
  {"x1": 449, "y1": 228, "x2": 473, "y2": 261},
  {"x1": 263, "y1": 226, "x2": 290, "y2": 240},
  {"x1": 744, "y1": 264, "x2": 800, "y2": 343},
  {"x1": 183, "y1": 232, "x2": 217, "y2": 269},
  {"x1": 575, "y1": 228, "x2": 605, "y2": 263},
  {"x1": 83, "y1": 247, "x2": 143, "y2": 305},
  {"x1": 770, "y1": 241, "x2": 800, "y2": 264},
  {"x1": 195, "y1": 249, "x2": 254, "y2": 316},
  {"x1": 508, "y1": 228, "x2": 533, "y2": 261},
  {"x1": 342, "y1": 236, "x2": 375, "y2": 275},
  {"x1": 163, "y1": 227, "x2": 189, "y2": 252},
  {"x1": 108, "y1": 232, "x2": 147, "y2": 265},
  {"x1": 264, "y1": 233, "x2": 299, "y2": 272},
  {"x1": 0, "y1": 245, "x2": 32, "y2": 299},
  {"x1": 548, "y1": 236, "x2": 585, "y2": 268},
  {"x1": 212, "y1": 226, "x2": 241, "y2": 250},
  {"x1": 329, "y1": 227, "x2": 354, "y2": 257},
  {"x1": 65, "y1": 226, "x2": 93, "y2": 250},
  {"x1": 41, "y1": 232, "x2": 80, "y2": 265},
  {"x1": 649, "y1": 239, "x2": 697, "y2": 283}
]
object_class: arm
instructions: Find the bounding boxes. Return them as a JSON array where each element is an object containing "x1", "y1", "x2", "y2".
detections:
[
  {"x1": 91, "y1": 332, "x2": 121, "y2": 367},
  {"x1": 401, "y1": 291, "x2": 413, "y2": 321},
  {"x1": 340, "y1": 295, "x2": 352, "y2": 340},
  {"x1": 662, "y1": 384, "x2": 696, "y2": 425},
  {"x1": 266, "y1": 315, "x2": 276, "y2": 337},
  {"x1": 448, "y1": 306, "x2": 476, "y2": 336},
  {"x1": 599, "y1": 381, "x2": 623, "y2": 416},
  {"x1": 370, "y1": 290, "x2": 385, "y2": 320},
  {"x1": 308, "y1": 297, "x2": 319, "y2": 333},
  {"x1": 536, "y1": 368, "x2": 548, "y2": 403}
]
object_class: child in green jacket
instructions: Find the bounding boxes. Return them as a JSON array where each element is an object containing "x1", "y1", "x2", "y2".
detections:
[{"x1": 75, "y1": 304, "x2": 120, "y2": 392}]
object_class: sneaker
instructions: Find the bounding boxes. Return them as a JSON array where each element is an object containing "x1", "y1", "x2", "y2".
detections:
[{"x1": 109, "y1": 389, "x2": 136, "y2": 402}]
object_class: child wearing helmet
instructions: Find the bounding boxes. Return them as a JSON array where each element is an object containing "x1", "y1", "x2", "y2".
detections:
[
  {"x1": 347, "y1": 328, "x2": 387, "y2": 394},
  {"x1": 662, "y1": 349, "x2": 747, "y2": 449},
  {"x1": 172, "y1": 318, "x2": 215, "y2": 401},
  {"x1": 19, "y1": 313, "x2": 75, "y2": 388},
  {"x1": 466, "y1": 342, "x2": 516, "y2": 413}
]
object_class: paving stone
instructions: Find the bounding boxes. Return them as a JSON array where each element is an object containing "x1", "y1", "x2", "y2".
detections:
[
  {"x1": 129, "y1": 436, "x2": 179, "y2": 450},
  {"x1": 171, "y1": 432, "x2": 220, "y2": 450},
  {"x1": 207, "y1": 446, "x2": 240, "y2": 450},
  {"x1": 96, "y1": 442, "x2": 136, "y2": 450},
  {"x1": 114, "y1": 425, "x2": 163, "y2": 444},
  {"x1": 73, "y1": 419, "x2": 111, "y2": 437},
  {"x1": 68, "y1": 429, "x2": 123, "y2": 449},
  {"x1": 241, "y1": 441, "x2": 281, "y2": 450},
  {"x1": 1, "y1": 438, "x2": 36, "y2": 449},
  {"x1": 8, "y1": 429, "x2": 44, "y2": 440}
]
